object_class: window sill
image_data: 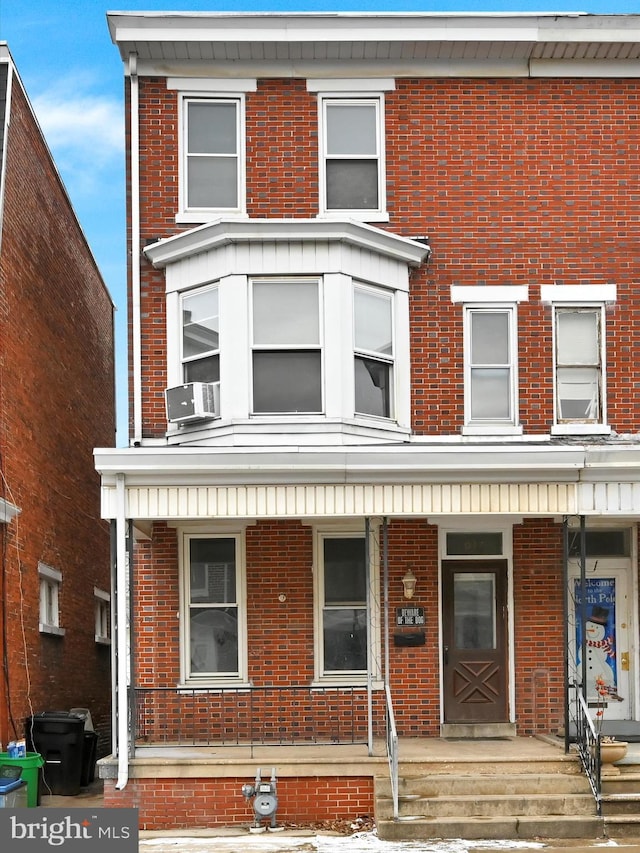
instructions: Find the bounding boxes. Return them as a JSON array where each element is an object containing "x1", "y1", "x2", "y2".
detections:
[
  {"x1": 95, "y1": 636, "x2": 112, "y2": 646},
  {"x1": 316, "y1": 211, "x2": 390, "y2": 223},
  {"x1": 39, "y1": 624, "x2": 65, "y2": 637},
  {"x1": 177, "y1": 682, "x2": 251, "y2": 692},
  {"x1": 552, "y1": 424, "x2": 612, "y2": 436},
  {"x1": 462, "y1": 424, "x2": 523, "y2": 436},
  {"x1": 175, "y1": 211, "x2": 248, "y2": 225},
  {"x1": 311, "y1": 679, "x2": 384, "y2": 690}
]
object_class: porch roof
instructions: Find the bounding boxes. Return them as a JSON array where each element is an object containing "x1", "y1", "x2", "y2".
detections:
[{"x1": 94, "y1": 442, "x2": 640, "y2": 521}]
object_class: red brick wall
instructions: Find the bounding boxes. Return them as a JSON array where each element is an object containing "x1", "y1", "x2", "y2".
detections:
[
  {"x1": 104, "y1": 775, "x2": 374, "y2": 830},
  {"x1": 0, "y1": 69, "x2": 115, "y2": 751},
  {"x1": 133, "y1": 75, "x2": 640, "y2": 438},
  {"x1": 513, "y1": 519, "x2": 566, "y2": 735}
]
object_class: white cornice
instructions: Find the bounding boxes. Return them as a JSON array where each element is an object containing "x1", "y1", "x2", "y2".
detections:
[
  {"x1": 108, "y1": 12, "x2": 640, "y2": 78},
  {"x1": 143, "y1": 218, "x2": 429, "y2": 269}
]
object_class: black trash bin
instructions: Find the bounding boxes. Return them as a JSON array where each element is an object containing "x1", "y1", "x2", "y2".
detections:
[
  {"x1": 25, "y1": 712, "x2": 84, "y2": 796},
  {"x1": 80, "y1": 731, "x2": 98, "y2": 787}
]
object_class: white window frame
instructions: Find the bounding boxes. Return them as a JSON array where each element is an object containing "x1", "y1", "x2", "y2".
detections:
[
  {"x1": 39, "y1": 563, "x2": 64, "y2": 636},
  {"x1": 541, "y1": 285, "x2": 615, "y2": 436},
  {"x1": 94, "y1": 588, "x2": 111, "y2": 645},
  {"x1": 452, "y1": 286, "x2": 527, "y2": 436},
  {"x1": 250, "y1": 278, "x2": 324, "y2": 416},
  {"x1": 177, "y1": 93, "x2": 247, "y2": 220},
  {"x1": 312, "y1": 523, "x2": 382, "y2": 687},
  {"x1": 179, "y1": 528, "x2": 248, "y2": 686},
  {"x1": 317, "y1": 95, "x2": 387, "y2": 220},
  {"x1": 353, "y1": 283, "x2": 395, "y2": 420}
]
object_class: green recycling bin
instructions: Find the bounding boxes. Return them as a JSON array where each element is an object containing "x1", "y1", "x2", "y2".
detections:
[{"x1": 0, "y1": 752, "x2": 43, "y2": 806}]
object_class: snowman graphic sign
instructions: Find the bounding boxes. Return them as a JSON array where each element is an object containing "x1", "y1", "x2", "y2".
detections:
[{"x1": 574, "y1": 578, "x2": 620, "y2": 703}]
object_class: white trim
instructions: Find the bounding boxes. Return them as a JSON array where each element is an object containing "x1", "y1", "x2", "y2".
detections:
[
  {"x1": 552, "y1": 423, "x2": 612, "y2": 437},
  {"x1": 451, "y1": 285, "x2": 529, "y2": 304},
  {"x1": 541, "y1": 284, "x2": 617, "y2": 304},
  {"x1": 436, "y1": 520, "x2": 516, "y2": 726},
  {"x1": 94, "y1": 587, "x2": 111, "y2": 601},
  {"x1": 38, "y1": 563, "x2": 62, "y2": 582},
  {"x1": 307, "y1": 78, "x2": 396, "y2": 92},
  {"x1": 167, "y1": 77, "x2": 257, "y2": 92}
]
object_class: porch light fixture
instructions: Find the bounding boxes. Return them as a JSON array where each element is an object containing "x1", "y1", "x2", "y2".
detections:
[{"x1": 402, "y1": 568, "x2": 417, "y2": 600}]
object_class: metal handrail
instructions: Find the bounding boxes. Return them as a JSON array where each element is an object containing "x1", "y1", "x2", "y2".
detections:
[
  {"x1": 133, "y1": 684, "x2": 384, "y2": 747},
  {"x1": 572, "y1": 684, "x2": 602, "y2": 814},
  {"x1": 384, "y1": 684, "x2": 399, "y2": 820}
]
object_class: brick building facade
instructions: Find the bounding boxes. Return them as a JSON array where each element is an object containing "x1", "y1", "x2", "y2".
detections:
[
  {"x1": 0, "y1": 46, "x2": 115, "y2": 756},
  {"x1": 96, "y1": 12, "x2": 640, "y2": 828}
]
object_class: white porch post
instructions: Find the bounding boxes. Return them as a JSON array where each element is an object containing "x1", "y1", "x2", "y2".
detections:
[{"x1": 115, "y1": 472, "x2": 130, "y2": 789}]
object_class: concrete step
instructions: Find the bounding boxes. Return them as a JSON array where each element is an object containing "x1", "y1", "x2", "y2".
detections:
[
  {"x1": 376, "y1": 791, "x2": 597, "y2": 820},
  {"x1": 376, "y1": 772, "x2": 591, "y2": 798},
  {"x1": 376, "y1": 814, "x2": 604, "y2": 842},
  {"x1": 602, "y1": 793, "x2": 640, "y2": 816}
]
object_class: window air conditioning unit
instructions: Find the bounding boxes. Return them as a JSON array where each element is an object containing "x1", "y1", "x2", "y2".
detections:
[{"x1": 165, "y1": 382, "x2": 219, "y2": 424}]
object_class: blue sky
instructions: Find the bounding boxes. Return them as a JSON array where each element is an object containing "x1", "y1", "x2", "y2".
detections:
[{"x1": 1, "y1": 0, "x2": 639, "y2": 445}]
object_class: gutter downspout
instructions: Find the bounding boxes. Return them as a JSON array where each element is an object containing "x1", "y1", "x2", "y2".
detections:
[
  {"x1": 115, "y1": 473, "x2": 129, "y2": 790},
  {"x1": 128, "y1": 52, "x2": 142, "y2": 446}
]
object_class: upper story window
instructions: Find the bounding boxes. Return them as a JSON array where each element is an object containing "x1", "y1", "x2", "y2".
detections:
[
  {"x1": 39, "y1": 563, "x2": 64, "y2": 637},
  {"x1": 541, "y1": 284, "x2": 615, "y2": 436},
  {"x1": 181, "y1": 96, "x2": 243, "y2": 215},
  {"x1": 555, "y1": 308, "x2": 602, "y2": 423},
  {"x1": 94, "y1": 588, "x2": 111, "y2": 645},
  {"x1": 182, "y1": 286, "x2": 220, "y2": 387},
  {"x1": 251, "y1": 280, "x2": 322, "y2": 414},
  {"x1": 354, "y1": 285, "x2": 393, "y2": 418},
  {"x1": 452, "y1": 286, "x2": 528, "y2": 437}
]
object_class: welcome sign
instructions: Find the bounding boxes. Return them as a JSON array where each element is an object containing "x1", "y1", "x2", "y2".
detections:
[{"x1": 0, "y1": 809, "x2": 137, "y2": 851}]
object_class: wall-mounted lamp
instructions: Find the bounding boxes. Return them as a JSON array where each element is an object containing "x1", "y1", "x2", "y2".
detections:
[{"x1": 402, "y1": 568, "x2": 417, "y2": 600}]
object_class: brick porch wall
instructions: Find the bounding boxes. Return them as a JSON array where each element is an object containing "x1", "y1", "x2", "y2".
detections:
[{"x1": 103, "y1": 776, "x2": 374, "y2": 830}]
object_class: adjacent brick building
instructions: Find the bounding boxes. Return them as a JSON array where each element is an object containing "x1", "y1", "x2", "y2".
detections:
[
  {"x1": 0, "y1": 45, "x2": 115, "y2": 757},
  {"x1": 96, "y1": 11, "x2": 640, "y2": 828}
]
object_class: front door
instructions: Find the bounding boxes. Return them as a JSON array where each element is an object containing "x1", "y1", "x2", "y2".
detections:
[{"x1": 442, "y1": 560, "x2": 509, "y2": 723}]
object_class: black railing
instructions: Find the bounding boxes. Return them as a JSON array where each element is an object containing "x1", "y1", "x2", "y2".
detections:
[
  {"x1": 133, "y1": 684, "x2": 386, "y2": 747},
  {"x1": 571, "y1": 683, "x2": 601, "y2": 814}
]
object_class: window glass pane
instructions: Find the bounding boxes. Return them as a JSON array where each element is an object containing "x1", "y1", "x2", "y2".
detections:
[
  {"x1": 326, "y1": 161, "x2": 378, "y2": 210},
  {"x1": 253, "y1": 351, "x2": 321, "y2": 412},
  {"x1": 327, "y1": 104, "x2": 377, "y2": 155},
  {"x1": 188, "y1": 102, "x2": 237, "y2": 154},
  {"x1": 471, "y1": 312, "x2": 509, "y2": 364},
  {"x1": 557, "y1": 310, "x2": 599, "y2": 365},
  {"x1": 557, "y1": 367, "x2": 599, "y2": 419},
  {"x1": 568, "y1": 529, "x2": 630, "y2": 558},
  {"x1": 454, "y1": 573, "x2": 496, "y2": 650},
  {"x1": 355, "y1": 357, "x2": 391, "y2": 418},
  {"x1": 446, "y1": 532, "x2": 503, "y2": 556},
  {"x1": 183, "y1": 290, "x2": 219, "y2": 358},
  {"x1": 470, "y1": 368, "x2": 510, "y2": 419},
  {"x1": 323, "y1": 538, "x2": 366, "y2": 603},
  {"x1": 253, "y1": 282, "x2": 319, "y2": 345},
  {"x1": 190, "y1": 539, "x2": 236, "y2": 604},
  {"x1": 323, "y1": 608, "x2": 367, "y2": 671},
  {"x1": 184, "y1": 355, "x2": 219, "y2": 384},
  {"x1": 187, "y1": 157, "x2": 237, "y2": 208},
  {"x1": 190, "y1": 607, "x2": 238, "y2": 673},
  {"x1": 355, "y1": 288, "x2": 392, "y2": 355}
]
